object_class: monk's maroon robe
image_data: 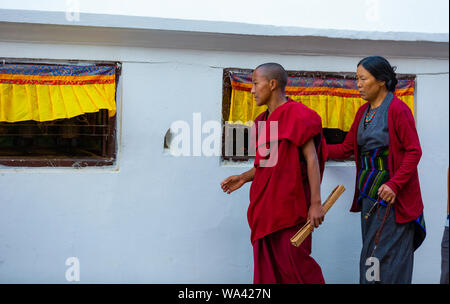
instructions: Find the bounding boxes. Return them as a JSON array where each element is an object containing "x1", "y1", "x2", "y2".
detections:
[{"x1": 248, "y1": 99, "x2": 327, "y2": 284}]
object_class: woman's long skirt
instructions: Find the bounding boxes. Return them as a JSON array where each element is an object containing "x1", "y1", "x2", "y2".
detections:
[{"x1": 359, "y1": 197, "x2": 415, "y2": 284}]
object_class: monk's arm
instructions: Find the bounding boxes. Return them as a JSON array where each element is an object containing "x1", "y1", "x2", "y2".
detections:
[
  {"x1": 302, "y1": 138, "x2": 325, "y2": 227},
  {"x1": 220, "y1": 167, "x2": 255, "y2": 194},
  {"x1": 240, "y1": 167, "x2": 256, "y2": 183}
]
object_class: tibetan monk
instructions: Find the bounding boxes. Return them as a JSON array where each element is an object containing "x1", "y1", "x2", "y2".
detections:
[{"x1": 220, "y1": 63, "x2": 327, "y2": 284}]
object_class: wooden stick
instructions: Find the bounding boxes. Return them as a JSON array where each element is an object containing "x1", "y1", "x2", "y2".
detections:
[{"x1": 290, "y1": 185, "x2": 346, "y2": 247}]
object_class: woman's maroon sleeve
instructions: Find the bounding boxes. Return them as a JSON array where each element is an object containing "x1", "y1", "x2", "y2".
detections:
[
  {"x1": 327, "y1": 115, "x2": 358, "y2": 160},
  {"x1": 384, "y1": 107, "x2": 422, "y2": 194}
]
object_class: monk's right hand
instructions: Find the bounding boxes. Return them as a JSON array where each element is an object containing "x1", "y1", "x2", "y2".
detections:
[
  {"x1": 220, "y1": 175, "x2": 245, "y2": 194},
  {"x1": 308, "y1": 203, "x2": 325, "y2": 229}
]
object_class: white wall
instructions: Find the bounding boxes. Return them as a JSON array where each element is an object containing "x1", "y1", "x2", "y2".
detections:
[{"x1": 0, "y1": 41, "x2": 448, "y2": 283}]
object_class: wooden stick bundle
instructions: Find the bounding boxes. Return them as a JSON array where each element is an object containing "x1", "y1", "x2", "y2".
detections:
[{"x1": 290, "y1": 185, "x2": 346, "y2": 247}]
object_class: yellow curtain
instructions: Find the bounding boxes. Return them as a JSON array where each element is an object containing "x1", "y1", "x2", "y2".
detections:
[
  {"x1": 0, "y1": 64, "x2": 117, "y2": 123},
  {"x1": 228, "y1": 72, "x2": 415, "y2": 132}
]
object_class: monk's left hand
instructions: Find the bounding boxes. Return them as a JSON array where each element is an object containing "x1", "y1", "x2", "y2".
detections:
[
  {"x1": 377, "y1": 184, "x2": 396, "y2": 204},
  {"x1": 308, "y1": 203, "x2": 325, "y2": 229}
]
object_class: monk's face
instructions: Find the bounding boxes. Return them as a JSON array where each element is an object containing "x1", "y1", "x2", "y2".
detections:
[
  {"x1": 251, "y1": 68, "x2": 272, "y2": 106},
  {"x1": 356, "y1": 65, "x2": 386, "y2": 102}
]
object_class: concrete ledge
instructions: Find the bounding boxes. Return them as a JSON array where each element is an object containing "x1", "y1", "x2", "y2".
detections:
[{"x1": 0, "y1": 9, "x2": 448, "y2": 58}]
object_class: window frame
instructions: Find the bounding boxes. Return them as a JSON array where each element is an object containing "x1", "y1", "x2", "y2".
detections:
[
  {"x1": 221, "y1": 67, "x2": 416, "y2": 163},
  {"x1": 0, "y1": 59, "x2": 121, "y2": 168}
]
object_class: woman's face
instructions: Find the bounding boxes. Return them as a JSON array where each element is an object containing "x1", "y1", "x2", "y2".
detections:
[{"x1": 356, "y1": 65, "x2": 386, "y2": 102}]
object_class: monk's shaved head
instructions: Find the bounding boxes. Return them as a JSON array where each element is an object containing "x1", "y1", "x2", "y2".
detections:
[{"x1": 254, "y1": 63, "x2": 288, "y2": 92}]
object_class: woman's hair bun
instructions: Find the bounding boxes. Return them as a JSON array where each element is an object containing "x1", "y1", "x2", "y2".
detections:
[{"x1": 387, "y1": 77, "x2": 398, "y2": 92}]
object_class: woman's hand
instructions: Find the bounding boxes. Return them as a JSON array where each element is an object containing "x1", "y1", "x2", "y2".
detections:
[{"x1": 378, "y1": 184, "x2": 396, "y2": 204}]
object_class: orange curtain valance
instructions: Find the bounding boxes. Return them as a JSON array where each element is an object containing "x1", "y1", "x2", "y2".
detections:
[
  {"x1": 0, "y1": 64, "x2": 117, "y2": 123},
  {"x1": 228, "y1": 72, "x2": 415, "y2": 132}
]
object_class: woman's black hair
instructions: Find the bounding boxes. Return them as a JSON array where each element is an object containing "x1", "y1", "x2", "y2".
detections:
[{"x1": 357, "y1": 56, "x2": 398, "y2": 92}]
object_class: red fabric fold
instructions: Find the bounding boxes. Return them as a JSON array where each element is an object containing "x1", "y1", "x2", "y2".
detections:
[
  {"x1": 248, "y1": 99, "x2": 327, "y2": 244},
  {"x1": 253, "y1": 224, "x2": 325, "y2": 284}
]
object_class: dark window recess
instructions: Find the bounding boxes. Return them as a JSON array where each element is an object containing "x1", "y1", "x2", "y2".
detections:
[
  {"x1": 222, "y1": 124, "x2": 251, "y2": 162},
  {"x1": 0, "y1": 110, "x2": 116, "y2": 167},
  {"x1": 322, "y1": 128, "x2": 348, "y2": 145}
]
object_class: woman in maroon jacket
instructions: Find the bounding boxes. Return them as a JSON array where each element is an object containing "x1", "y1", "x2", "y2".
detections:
[{"x1": 328, "y1": 56, "x2": 425, "y2": 284}]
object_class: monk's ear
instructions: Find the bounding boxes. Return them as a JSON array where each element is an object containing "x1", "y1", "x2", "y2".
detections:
[{"x1": 269, "y1": 79, "x2": 278, "y2": 91}]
